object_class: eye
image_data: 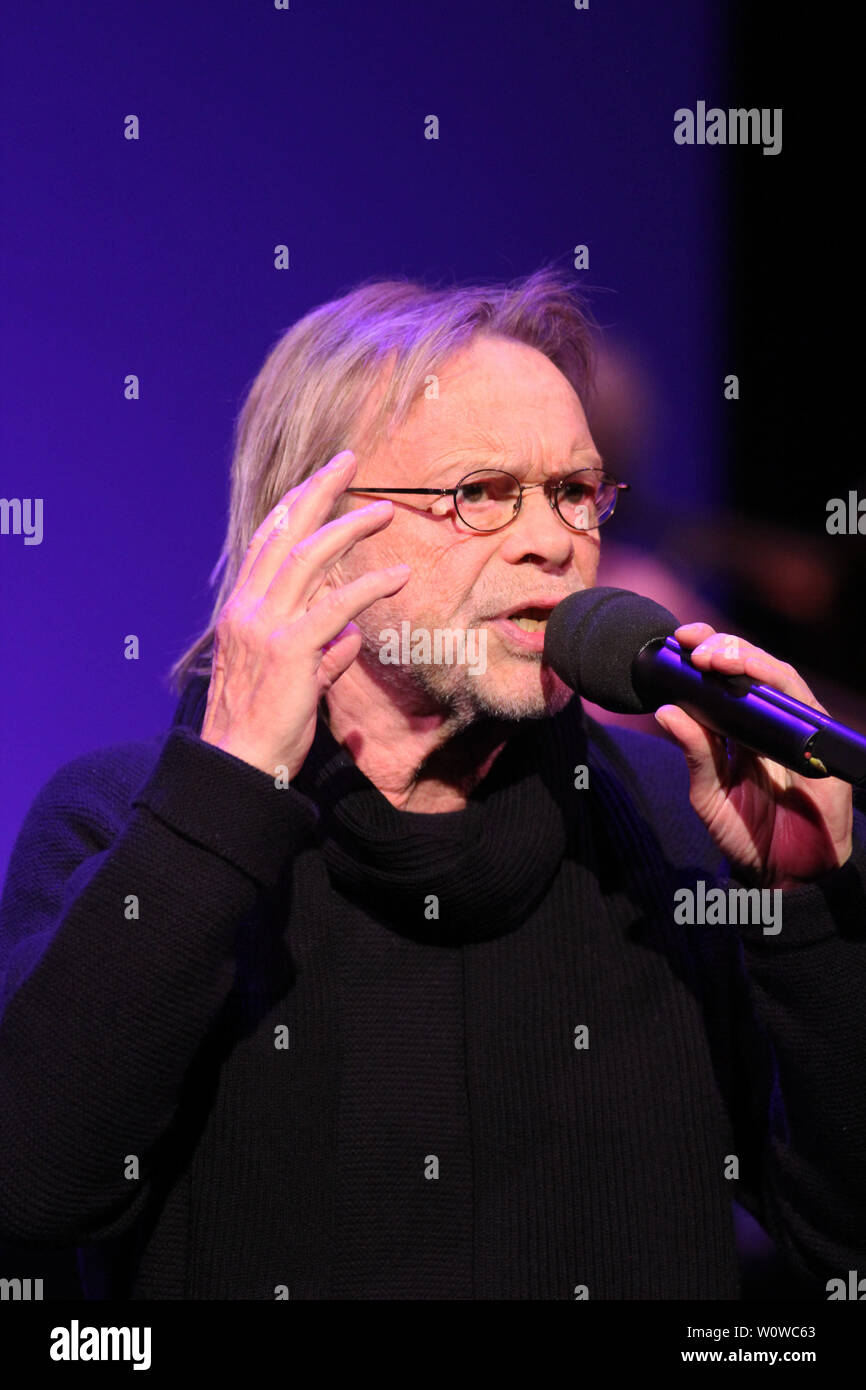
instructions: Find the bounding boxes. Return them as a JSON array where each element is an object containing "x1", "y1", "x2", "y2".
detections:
[
  {"x1": 457, "y1": 480, "x2": 489, "y2": 504},
  {"x1": 560, "y1": 476, "x2": 596, "y2": 503},
  {"x1": 456, "y1": 472, "x2": 518, "y2": 504}
]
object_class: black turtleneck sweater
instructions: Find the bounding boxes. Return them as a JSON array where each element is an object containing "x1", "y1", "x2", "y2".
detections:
[{"x1": 1, "y1": 676, "x2": 865, "y2": 1300}]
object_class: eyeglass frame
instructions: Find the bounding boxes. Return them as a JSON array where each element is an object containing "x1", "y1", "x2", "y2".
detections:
[{"x1": 343, "y1": 467, "x2": 630, "y2": 534}]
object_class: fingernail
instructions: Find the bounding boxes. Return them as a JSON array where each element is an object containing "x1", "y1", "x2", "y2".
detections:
[{"x1": 331, "y1": 450, "x2": 355, "y2": 469}]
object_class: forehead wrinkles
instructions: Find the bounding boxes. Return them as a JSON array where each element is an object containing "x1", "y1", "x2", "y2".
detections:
[
  {"x1": 438, "y1": 423, "x2": 516, "y2": 460},
  {"x1": 433, "y1": 425, "x2": 581, "y2": 480}
]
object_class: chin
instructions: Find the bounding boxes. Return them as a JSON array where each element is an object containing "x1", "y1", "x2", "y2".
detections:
[{"x1": 471, "y1": 663, "x2": 573, "y2": 721}]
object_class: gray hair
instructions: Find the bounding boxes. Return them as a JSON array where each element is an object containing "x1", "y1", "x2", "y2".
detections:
[{"x1": 169, "y1": 264, "x2": 598, "y2": 694}]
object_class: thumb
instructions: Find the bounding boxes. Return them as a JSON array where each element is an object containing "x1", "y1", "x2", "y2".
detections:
[{"x1": 319, "y1": 622, "x2": 364, "y2": 687}]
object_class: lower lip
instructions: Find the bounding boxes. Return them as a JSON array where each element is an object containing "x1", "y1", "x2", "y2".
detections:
[{"x1": 491, "y1": 616, "x2": 549, "y2": 652}]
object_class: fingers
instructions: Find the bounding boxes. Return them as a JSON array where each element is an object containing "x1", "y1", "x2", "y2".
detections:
[
  {"x1": 673, "y1": 624, "x2": 827, "y2": 713},
  {"x1": 654, "y1": 703, "x2": 730, "y2": 807},
  {"x1": 673, "y1": 622, "x2": 716, "y2": 646},
  {"x1": 318, "y1": 622, "x2": 365, "y2": 689},
  {"x1": 258, "y1": 498, "x2": 397, "y2": 623},
  {"x1": 297, "y1": 565, "x2": 411, "y2": 655},
  {"x1": 236, "y1": 450, "x2": 361, "y2": 598}
]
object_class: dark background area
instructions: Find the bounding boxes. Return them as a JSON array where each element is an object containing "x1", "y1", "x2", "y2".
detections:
[{"x1": 727, "y1": 3, "x2": 861, "y2": 703}]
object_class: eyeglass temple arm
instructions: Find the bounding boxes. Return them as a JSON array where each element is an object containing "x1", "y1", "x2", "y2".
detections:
[{"x1": 343, "y1": 487, "x2": 450, "y2": 496}]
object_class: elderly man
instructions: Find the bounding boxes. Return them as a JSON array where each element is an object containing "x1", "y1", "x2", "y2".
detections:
[{"x1": 0, "y1": 270, "x2": 864, "y2": 1301}]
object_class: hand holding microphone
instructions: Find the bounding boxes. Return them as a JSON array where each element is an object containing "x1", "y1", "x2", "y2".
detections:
[
  {"x1": 543, "y1": 586, "x2": 866, "y2": 786},
  {"x1": 543, "y1": 587, "x2": 858, "y2": 886}
]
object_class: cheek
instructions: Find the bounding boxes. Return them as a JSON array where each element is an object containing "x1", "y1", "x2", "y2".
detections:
[
  {"x1": 390, "y1": 522, "x2": 488, "y2": 594},
  {"x1": 332, "y1": 520, "x2": 405, "y2": 583},
  {"x1": 415, "y1": 533, "x2": 493, "y2": 605},
  {"x1": 346, "y1": 516, "x2": 502, "y2": 614},
  {"x1": 574, "y1": 535, "x2": 600, "y2": 583}
]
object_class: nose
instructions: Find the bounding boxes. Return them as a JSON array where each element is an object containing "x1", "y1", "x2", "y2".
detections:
[{"x1": 497, "y1": 485, "x2": 576, "y2": 568}]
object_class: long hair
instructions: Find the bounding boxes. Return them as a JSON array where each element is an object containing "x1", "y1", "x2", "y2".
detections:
[{"x1": 169, "y1": 264, "x2": 598, "y2": 695}]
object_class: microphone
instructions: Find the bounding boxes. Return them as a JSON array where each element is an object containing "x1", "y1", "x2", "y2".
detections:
[{"x1": 542, "y1": 586, "x2": 866, "y2": 787}]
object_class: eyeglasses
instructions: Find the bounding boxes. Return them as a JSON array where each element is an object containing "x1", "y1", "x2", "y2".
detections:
[{"x1": 344, "y1": 467, "x2": 629, "y2": 533}]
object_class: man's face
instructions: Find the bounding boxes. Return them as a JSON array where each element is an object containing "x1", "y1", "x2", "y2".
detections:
[{"x1": 332, "y1": 333, "x2": 602, "y2": 723}]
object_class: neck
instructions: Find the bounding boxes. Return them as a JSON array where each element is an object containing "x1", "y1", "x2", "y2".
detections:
[{"x1": 323, "y1": 657, "x2": 513, "y2": 813}]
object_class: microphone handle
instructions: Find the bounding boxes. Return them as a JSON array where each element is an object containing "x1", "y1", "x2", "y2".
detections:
[{"x1": 634, "y1": 638, "x2": 866, "y2": 786}]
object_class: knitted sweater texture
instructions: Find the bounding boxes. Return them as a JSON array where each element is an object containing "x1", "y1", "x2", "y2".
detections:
[{"x1": 1, "y1": 680, "x2": 864, "y2": 1300}]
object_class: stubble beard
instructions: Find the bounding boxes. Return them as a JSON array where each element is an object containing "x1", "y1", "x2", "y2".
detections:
[{"x1": 354, "y1": 615, "x2": 572, "y2": 732}]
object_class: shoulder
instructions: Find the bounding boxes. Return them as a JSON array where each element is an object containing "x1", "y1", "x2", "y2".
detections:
[
  {"x1": 544, "y1": 694, "x2": 689, "y2": 799},
  {"x1": 586, "y1": 717, "x2": 691, "y2": 797},
  {"x1": 580, "y1": 709, "x2": 721, "y2": 872},
  {"x1": 9, "y1": 734, "x2": 166, "y2": 850},
  {"x1": 0, "y1": 733, "x2": 168, "y2": 974}
]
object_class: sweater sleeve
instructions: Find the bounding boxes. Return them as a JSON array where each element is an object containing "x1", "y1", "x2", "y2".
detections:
[
  {"x1": 715, "y1": 810, "x2": 866, "y2": 1290},
  {"x1": 0, "y1": 726, "x2": 318, "y2": 1246}
]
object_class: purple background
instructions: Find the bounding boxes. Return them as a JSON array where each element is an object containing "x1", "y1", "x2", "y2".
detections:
[{"x1": 0, "y1": 0, "x2": 727, "y2": 875}]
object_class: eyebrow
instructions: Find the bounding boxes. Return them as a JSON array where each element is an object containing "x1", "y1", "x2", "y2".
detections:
[{"x1": 440, "y1": 449, "x2": 606, "y2": 478}]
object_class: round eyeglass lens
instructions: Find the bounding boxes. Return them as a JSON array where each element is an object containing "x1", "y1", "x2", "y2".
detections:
[
  {"x1": 555, "y1": 471, "x2": 609, "y2": 529},
  {"x1": 453, "y1": 471, "x2": 521, "y2": 530}
]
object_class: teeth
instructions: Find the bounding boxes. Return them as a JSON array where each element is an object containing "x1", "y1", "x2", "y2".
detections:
[{"x1": 510, "y1": 615, "x2": 547, "y2": 631}]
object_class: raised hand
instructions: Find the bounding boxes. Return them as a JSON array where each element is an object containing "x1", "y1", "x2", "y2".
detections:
[{"x1": 200, "y1": 450, "x2": 409, "y2": 779}]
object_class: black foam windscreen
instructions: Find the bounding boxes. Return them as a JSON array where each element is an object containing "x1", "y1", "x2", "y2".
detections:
[{"x1": 542, "y1": 587, "x2": 680, "y2": 713}]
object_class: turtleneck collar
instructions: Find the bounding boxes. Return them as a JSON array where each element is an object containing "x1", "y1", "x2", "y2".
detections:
[{"x1": 172, "y1": 674, "x2": 584, "y2": 944}]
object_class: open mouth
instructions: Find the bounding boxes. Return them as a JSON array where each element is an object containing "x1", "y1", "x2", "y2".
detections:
[{"x1": 503, "y1": 606, "x2": 552, "y2": 631}]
